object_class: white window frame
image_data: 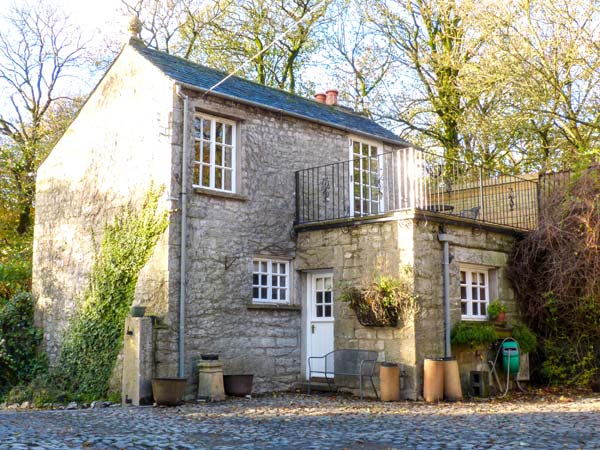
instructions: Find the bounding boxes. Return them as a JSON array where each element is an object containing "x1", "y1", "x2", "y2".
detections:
[
  {"x1": 460, "y1": 265, "x2": 490, "y2": 320},
  {"x1": 192, "y1": 113, "x2": 237, "y2": 193},
  {"x1": 252, "y1": 258, "x2": 290, "y2": 304},
  {"x1": 348, "y1": 136, "x2": 384, "y2": 217}
]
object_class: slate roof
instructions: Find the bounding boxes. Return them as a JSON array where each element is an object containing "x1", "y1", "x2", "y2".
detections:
[{"x1": 131, "y1": 42, "x2": 408, "y2": 146}]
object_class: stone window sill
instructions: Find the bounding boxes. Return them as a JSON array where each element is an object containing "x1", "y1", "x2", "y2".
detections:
[
  {"x1": 247, "y1": 303, "x2": 301, "y2": 311},
  {"x1": 193, "y1": 187, "x2": 248, "y2": 202}
]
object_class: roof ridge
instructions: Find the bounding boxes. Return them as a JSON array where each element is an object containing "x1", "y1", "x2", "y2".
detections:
[{"x1": 128, "y1": 41, "x2": 409, "y2": 146}]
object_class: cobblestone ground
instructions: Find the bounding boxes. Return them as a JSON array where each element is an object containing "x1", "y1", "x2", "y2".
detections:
[{"x1": 2, "y1": 393, "x2": 600, "y2": 449}]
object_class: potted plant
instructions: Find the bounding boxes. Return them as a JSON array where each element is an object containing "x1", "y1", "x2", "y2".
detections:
[
  {"x1": 339, "y1": 270, "x2": 419, "y2": 327},
  {"x1": 487, "y1": 300, "x2": 507, "y2": 323}
]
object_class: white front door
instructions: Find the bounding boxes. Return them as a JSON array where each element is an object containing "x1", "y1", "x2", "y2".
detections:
[{"x1": 306, "y1": 272, "x2": 335, "y2": 378}]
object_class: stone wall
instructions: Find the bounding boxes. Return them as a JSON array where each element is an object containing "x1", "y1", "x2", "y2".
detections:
[
  {"x1": 296, "y1": 218, "x2": 420, "y2": 399},
  {"x1": 32, "y1": 45, "x2": 174, "y2": 369},
  {"x1": 161, "y1": 91, "x2": 369, "y2": 395},
  {"x1": 295, "y1": 214, "x2": 519, "y2": 399},
  {"x1": 411, "y1": 219, "x2": 518, "y2": 395}
]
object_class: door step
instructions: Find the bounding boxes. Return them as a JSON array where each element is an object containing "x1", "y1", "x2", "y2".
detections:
[{"x1": 295, "y1": 381, "x2": 338, "y2": 394}]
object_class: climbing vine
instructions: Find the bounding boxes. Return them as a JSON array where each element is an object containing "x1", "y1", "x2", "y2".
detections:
[{"x1": 51, "y1": 186, "x2": 169, "y2": 400}]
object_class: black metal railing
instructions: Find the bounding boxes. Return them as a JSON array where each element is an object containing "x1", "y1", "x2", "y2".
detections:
[{"x1": 295, "y1": 148, "x2": 539, "y2": 230}]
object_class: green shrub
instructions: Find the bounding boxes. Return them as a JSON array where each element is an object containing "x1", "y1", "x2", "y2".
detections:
[
  {"x1": 0, "y1": 292, "x2": 46, "y2": 398},
  {"x1": 451, "y1": 321, "x2": 498, "y2": 348},
  {"x1": 4, "y1": 374, "x2": 70, "y2": 407},
  {"x1": 511, "y1": 323, "x2": 537, "y2": 354}
]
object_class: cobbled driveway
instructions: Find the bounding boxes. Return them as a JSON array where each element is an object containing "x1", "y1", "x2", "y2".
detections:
[{"x1": 2, "y1": 393, "x2": 600, "y2": 449}]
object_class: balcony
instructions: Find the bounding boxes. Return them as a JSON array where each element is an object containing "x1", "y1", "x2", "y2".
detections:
[{"x1": 295, "y1": 148, "x2": 539, "y2": 231}]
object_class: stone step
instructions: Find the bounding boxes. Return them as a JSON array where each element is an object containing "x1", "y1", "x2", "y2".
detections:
[{"x1": 295, "y1": 381, "x2": 338, "y2": 393}]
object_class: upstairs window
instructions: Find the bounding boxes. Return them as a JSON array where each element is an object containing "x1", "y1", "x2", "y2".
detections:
[
  {"x1": 252, "y1": 258, "x2": 289, "y2": 304},
  {"x1": 193, "y1": 114, "x2": 236, "y2": 192},
  {"x1": 460, "y1": 266, "x2": 489, "y2": 320}
]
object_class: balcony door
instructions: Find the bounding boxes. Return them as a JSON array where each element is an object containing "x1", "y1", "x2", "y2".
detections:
[{"x1": 349, "y1": 137, "x2": 383, "y2": 217}]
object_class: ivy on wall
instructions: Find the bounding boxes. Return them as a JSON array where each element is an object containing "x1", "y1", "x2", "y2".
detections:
[{"x1": 51, "y1": 186, "x2": 169, "y2": 400}]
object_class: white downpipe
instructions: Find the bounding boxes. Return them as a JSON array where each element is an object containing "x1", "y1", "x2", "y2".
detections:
[{"x1": 176, "y1": 85, "x2": 189, "y2": 379}]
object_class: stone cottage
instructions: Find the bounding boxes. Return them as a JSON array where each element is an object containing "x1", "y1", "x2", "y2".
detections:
[{"x1": 33, "y1": 37, "x2": 538, "y2": 400}]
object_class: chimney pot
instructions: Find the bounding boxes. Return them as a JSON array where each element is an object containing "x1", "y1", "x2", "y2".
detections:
[
  {"x1": 314, "y1": 92, "x2": 326, "y2": 103},
  {"x1": 326, "y1": 89, "x2": 339, "y2": 106}
]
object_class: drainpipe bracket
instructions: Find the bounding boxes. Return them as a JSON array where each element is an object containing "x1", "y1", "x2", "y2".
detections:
[{"x1": 437, "y1": 233, "x2": 454, "y2": 243}]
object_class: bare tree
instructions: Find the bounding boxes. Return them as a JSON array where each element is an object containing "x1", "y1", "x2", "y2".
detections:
[
  {"x1": 120, "y1": 0, "x2": 231, "y2": 58},
  {"x1": 0, "y1": 3, "x2": 88, "y2": 234},
  {"x1": 325, "y1": 0, "x2": 392, "y2": 116}
]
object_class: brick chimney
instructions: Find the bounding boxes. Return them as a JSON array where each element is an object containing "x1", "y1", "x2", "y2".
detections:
[
  {"x1": 314, "y1": 92, "x2": 326, "y2": 103},
  {"x1": 325, "y1": 89, "x2": 338, "y2": 106}
]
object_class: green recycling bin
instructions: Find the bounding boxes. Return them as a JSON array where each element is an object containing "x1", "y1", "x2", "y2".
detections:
[{"x1": 502, "y1": 340, "x2": 520, "y2": 374}]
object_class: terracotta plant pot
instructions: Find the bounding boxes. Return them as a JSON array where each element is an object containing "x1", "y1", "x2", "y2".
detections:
[
  {"x1": 152, "y1": 378, "x2": 187, "y2": 406},
  {"x1": 495, "y1": 311, "x2": 507, "y2": 323},
  {"x1": 223, "y1": 375, "x2": 253, "y2": 396}
]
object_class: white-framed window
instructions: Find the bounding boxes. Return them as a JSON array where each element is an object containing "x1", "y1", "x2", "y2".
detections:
[
  {"x1": 252, "y1": 258, "x2": 290, "y2": 304},
  {"x1": 193, "y1": 114, "x2": 236, "y2": 192},
  {"x1": 349, "y1": 137, "x2": 383, "y2": 217},
  {"x1": 460, "y1": 266, "x2": 489, "y2": 320}
]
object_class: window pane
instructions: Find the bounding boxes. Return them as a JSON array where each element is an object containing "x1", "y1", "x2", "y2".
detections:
[
  {"x1": 215, "y1": 145, "x2": 223, "y2": 166},
  {"x1": 324, "y1": 291, "x2": 332, "y2": 304},
  {"x1": 194, "y1": 142, "x2": 200, "y2": 161},
  {"x1": 353, "y1": 141, "x2": 360, "y2": 153},
  {"x1": 473, "y1": 303, "x2": 479, "y2": 315},
  {"x1": 253, "y1": 261, "x2": 259, "y2": 271},
  {"x1": 261, "y1": 288, "x2": 267, "y2": 298},
  {"x1": 201, "y1": 166, "x2": 210, "y2": 187},
  {"x1": 261, "y1": 275, "x2": 267, "y2": 285},
  {"x1": 324, "y1": 277, "x2": 331, "y2": 290},
  {"x1": 253, "y1": 274, "x2": 259, "y2": 285},
  {"x1": 460, "y1": 286, "x2": 467, "y2": 300},
  {"x1": 480, "y1": 288, "x2": 486, "y2": 300},
  {"x1": 261, "y1": 261, "x2": 267, "y2": 272},
  {"x1": 272, "y1": 276, "x2": 277, "y2": 286},
  {"x1": 215, "y1": 168, "x2": 222, "y2": 189},
  {"x1": 272, "y1": 289, "x2": 278, "y2": 300},
  {"x1": 479, "y1": 273, "x2": 485, "y2": 284},
  {"x1": 215, "y1": 122, "x2": 223, "y2": 142},
  {"x1": 202, "y1": 142, "x2": 210, "y2": 163},
  {"x1": 362, "y1": 142, "x2": 369, "y2": 156},
  {"x1": 279, "y1": 289, "x2": 287, "y2": 301},
  {"x1": 317, "y1": 305, "x2": 323, "y2": 317},
  {"x1": 316, "y1": 292, "x2": 323, "y2": 304},
  {"x1": 224, "y1": 170, "x2": 232, "y2": 191},
  {"x1": 224, "y1": 148, "x2": 232, "y2": 168},
  {"x1": 325, "y1": 305, "x2": 332, "y2": 317},
  {"x1": 194, "y1": 117, "x2": 202, "y2": 138},
  {"x1": 316, "y1": 278, "x2": 323, "y2": 290},
  {"x1": 472, "y1": 272, "x2": 478, "y2": 284},
  {"x1": 472, "y1": 287, "x2": 478, "y2": 300},
  {"x1": 481, "y1": 303, "x2": 487, "y2": 316},
  {"x1": 253, "y1": 287, "x2": 258, "y2": 298},
  {"x1": 461, "y1": 301, "x2": 467, "y2": 315},
  {"x1": 225, "y1": 124, "x2": 232, "y2": 145},
  {"x1": 460, "y1": 271, "x2": 466, "y2": 283},
  {"x1": 202, "y1": 119, "x2": 210, "y2": 140},
  {"x1": 280, "y1": 277, "x2": 286, "y2": 287},
  {"x1": 193, "y1": 164, "x2": 199, "y2": 184}
]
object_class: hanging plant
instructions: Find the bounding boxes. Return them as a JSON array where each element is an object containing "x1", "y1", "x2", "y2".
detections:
[{"x1": 339, "y1": 269, "x2": 419, "y2": 327}]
